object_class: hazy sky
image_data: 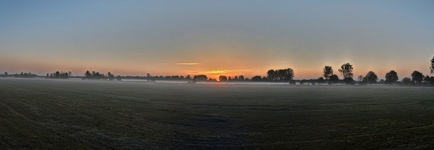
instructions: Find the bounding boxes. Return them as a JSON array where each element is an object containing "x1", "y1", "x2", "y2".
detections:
[{"x1": 1, "y1": 0, "x2": 433, "y2": 79}]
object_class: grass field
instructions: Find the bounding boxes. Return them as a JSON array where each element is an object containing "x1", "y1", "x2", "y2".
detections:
[{"x1": 1, "y1": 78, "x2": 434, "y2": 149}]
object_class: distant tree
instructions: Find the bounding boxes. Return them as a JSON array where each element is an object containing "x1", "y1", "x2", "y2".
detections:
[
  {"x1": 239, "y1": 75, "x2": 245, "y2": 81},
  {"x1": 219, "y1": 75, "x2": 228, "y2": 82},
  {"x1": 363, "y1": 71, "x2": 378, "y2": 84},
  {"x1": 251, "y1": 76, "x2": 262, "y2": 81},
  {"x1": 411, "y1": 71, "x2": 423, "y2": 85},
  {"x1": 146, "y1": 73, "x2": 153, "y2": 82},
  {"x1": 234, "y1": 76, "x2": 239, "y2": 81},
  {"x1": 338, "y1": 63, "x2": 353, "y2": 79},
  {"x1": 267, "y1": 68, "x2": 294, "y2": 81},
  {"x1": 323, "y1": 66, "x2": 333, "y2": 80},
  {"x1": 55, "y1": 71, "x2": 60, "y2": 78},
  {"x1": 385, "y1": 70, "x2": 399, "y2": 84},
  {"x1": 430, "y1": 77, "x2": 434, "y2": 85},
  {"x1": 4, "y1": 72, "x2": 8, "y2": 77},
  {"x1": 329, "y1": 74, "x2": 339, "y2": 83},
  {"x1": 424, "y1": 75, "x2": 431, "y2": 85},
  {"x1": 85, "y1": 70, "x2": 92, "y2": 79},
  {"x1": 277, "y1": 69, "x2": 286, "y2": 80},
  {"x1": 357, "y1": 75, "x2": 363, "y2": 82},
  {"x1": 402, "y1": 77, "x2": 412, "y2": 85},
  {"x1": 186, "y1": 74, "x2": 191, "y2": 80},
  {"x1": 47, "y1": 71, "x2": 70, "y2": 79},
  {"x1": 423, "y1": 75, "x2": 434, "y2": 86},
  {"x1": 431, "y1": 56, "x2": 434, "y2": 73},
  {"x1": 343, "y1": 77, "x2": 355, "y2": 84},
  {"x1": 278, "y1": 68, "x2": 294, "y2": 81},
  {"x1": 267, "y1": 69, "x2": 277, "y2": 81},
  {"x1": 339, "y1": 63, "x2": 354, "y2": 84},
  {"x1": 228, "y1": 77, "x2": 232, "y2": 81},
  {"x1": 14, "y1": 72, "x2": 37, "y2": 78},
  {"x1": 108, "y1": 72, "x2": 115, "y2": 80},
  {"x1": 193, "y1": 75, "x2": 207, "y2": 81},
  {"x1": 281, "y1": 68, "x2": 294, "y2": 81},
  {"x1": 116, "y1": 75, "x2": 122, "y2": 81},
  {"x1": 317, "y1": 77, "x2": 325, "y2": 83}
]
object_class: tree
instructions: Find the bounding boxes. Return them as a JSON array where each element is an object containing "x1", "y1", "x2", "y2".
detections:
[
  {"x1": 339, "y1": 63, "x2": 354, "y2": 84},
  {"x1": 430, "y1": 77, "x2": 434, "y2": 85},
  {"x1": 329, "y1": 74, "x2": 339, "y2": 83},
  {"x1": 424, "y1": 75, "x2": 431, "y2": 85},
  {"x1": 267, "y1": 70, "x2": 277, "y2": 81},
  {"x1": 402, "y1": 77, "x2": 412, "y2": 85},
  {"x1": 234, "y1": 76, "x2": 239, "y2": 81},
  {"x1": 385, "y1": 70, "x2": 398, "y2": 84},
  {"x1": 338, "y1": 63, "x2": 353, "y2": 79},
  {"x1": 357, "y1": 75, "x2": 363, "y2": 82},
  {"x1": 317, "y1": 77, "x2": 325, "y2": 83},
  {"x1": 363, "y1": 71, "x2": 378, "y2": 84},
  {"x1": 219, "y1": 75, "x2": 228, "y2": 82},
  {"x1": 431, "y1": 56, "x2": 434, "y2": 73},
  {"x1": 85, "y1": 70, "x2": 92, "y2": 79},
  {"x1": 186, "y1": 74, "x2": 191, "y2": 80},
  {"x1": 268, "y1": 68, "x2": 294, "y2": 81},
  {"x1": 55, "y1": 71, "x2": 60, "y2": 78},
  {"x1": 411, "y1": 71, "x2": 423, "y2": 85},
  {"x1": 251, "y1": 76, "x2": 262, "y2": 81},
  {"x1": 4, "y1": 72, "x2": 8, "y2": 77},
  {"x1": 281, "y1": 68, "x2": 294, "y2": 81},
  {"x1": 239, "y1": 75, "x2": 245, "y2": 81},
  {"x1": 108, "y1": 72, "x2": 115, "y2": 80},
  {"x1": 343, "y1": 77, "x2": 355, "y2": 84},
  {"x1": 323, "y1": 66, "x2": 333, "y2": 80},
  {"x1": 193, "y1": 75, "x2": 207, "y2": 81},
  {"x1": 277, "y1": 69, "x2": 286, "y2": 80}
]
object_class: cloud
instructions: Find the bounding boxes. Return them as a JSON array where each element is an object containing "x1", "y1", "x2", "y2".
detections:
[
  {"x1": 205, "y1": 70, "x2": 229, "y2": 74},
  {"x1": 176, "y1": 62, "x2": 199, "y2": 66}
]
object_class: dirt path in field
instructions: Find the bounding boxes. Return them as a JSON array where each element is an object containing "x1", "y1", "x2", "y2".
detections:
[{"x1": 0, "y1": 100, "x2": 36, "y2": 124}]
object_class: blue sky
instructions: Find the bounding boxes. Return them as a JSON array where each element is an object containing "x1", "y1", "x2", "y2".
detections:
[{"x1": 1, "y1": 0, "x2": 433, "y2": 79}]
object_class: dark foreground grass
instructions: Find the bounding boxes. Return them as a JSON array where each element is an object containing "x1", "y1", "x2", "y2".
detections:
[{"x1": 1, "y1": 78, "x2": 434, "y2": 149}]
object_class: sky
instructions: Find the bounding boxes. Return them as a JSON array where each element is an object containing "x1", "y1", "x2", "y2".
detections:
[{"x1": 1, "y1": 0, "x2": 433, "y2": 80}]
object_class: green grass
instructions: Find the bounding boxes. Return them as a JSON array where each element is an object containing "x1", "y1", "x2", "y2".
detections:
[{"x1": 1, "y1": 78, "x2": 434, "y2": 149}]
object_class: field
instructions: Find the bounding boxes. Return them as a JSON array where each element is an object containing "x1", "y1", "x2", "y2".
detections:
[{"x1": 1, "y1": 78, "x2": 434, "y2": 149}]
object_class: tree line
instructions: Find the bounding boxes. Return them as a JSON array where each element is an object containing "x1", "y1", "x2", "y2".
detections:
[
  {"x1": 46, "y1": 71, "x2": 71, "y2": 79},
  {"x1": 2, "y1": 56, "x2": 434, "y2": 86},
  {"x1": 84, "y1": 70, "x2": 121, "y2": 81},
  {"x1": 0, "y1": 72, "x2": 37, "y2": 78}
]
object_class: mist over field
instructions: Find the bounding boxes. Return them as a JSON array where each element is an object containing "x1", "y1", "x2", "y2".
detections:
[{"x1": 2, "y1": 78, "x2": 434, "y2": 149}]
